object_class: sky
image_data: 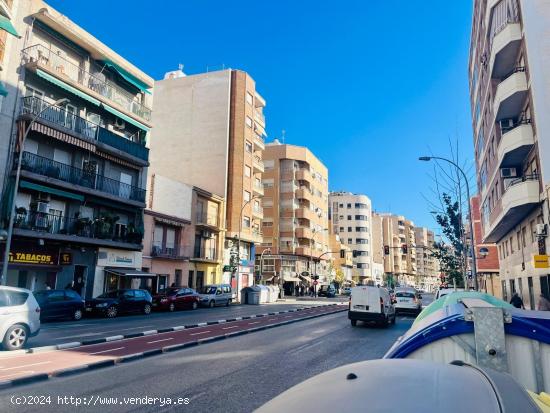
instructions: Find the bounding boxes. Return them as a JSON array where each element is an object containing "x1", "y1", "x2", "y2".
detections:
[{"x1": 46, "y1": 0, "x2": 475, "y2": 232}]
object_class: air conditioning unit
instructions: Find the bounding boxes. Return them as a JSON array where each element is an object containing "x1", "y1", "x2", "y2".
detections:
[
  {"x1": 500, "y1": 168, "x2": 517, "y2": 178},
  {"x1": 535, "y1": 224, "x2": 547, "y2": 237},
  {"x1": 202, "y1": 230, "x2": 213, "y2": 239},
  {"x1": 36, "y1": 201, "x2": 49, "y2": 213},
  {"x1": 114, "y1": 118, "x2": 126, "y2": 130}
]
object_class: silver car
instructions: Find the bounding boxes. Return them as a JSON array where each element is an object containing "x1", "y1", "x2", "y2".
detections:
[
  {"x1": 198, "y1": 284, "x2": 233, "y2": 308},
  {"x1": 0, "y1": 286, "x2": 41, "y2": 350}
]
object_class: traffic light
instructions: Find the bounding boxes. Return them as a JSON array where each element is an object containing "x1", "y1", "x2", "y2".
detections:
[
  {"x1": 312, "y1": 275, "x2": 320, "y2": 280},
  {"x1": 340, "y1": 249, "x2": 345, "y2": 259},
  {"x1": 384, "y1": 246, "x2": 390, "y2": 255},
  {"x1": 402, "y1": 244, "x2": 408, "y2": 254}
]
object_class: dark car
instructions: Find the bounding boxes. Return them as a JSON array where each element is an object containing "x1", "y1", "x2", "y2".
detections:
[
  {"x1": 34, "y1": 289, "x2": 85, "y2": 321},
  {"x1": 85, "y1": 289, "x2": 152, "y2": 318},
  {"x1": 152, "y1": 287, "x2": 200, "y2": 311},
  {"x1": 318, "y1": 285, "x2": 336, "y2": 298}
]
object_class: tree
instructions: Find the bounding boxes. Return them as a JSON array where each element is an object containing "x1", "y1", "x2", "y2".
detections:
[
  {"x1": 334, "y1": 268, "x2": 345, "y2": 288},
  {"x1": 432, "y1": 193, "x2": 465, "y2": 287}
]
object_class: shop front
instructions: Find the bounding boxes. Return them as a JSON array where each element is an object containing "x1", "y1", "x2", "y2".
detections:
[{"x1": 188, "y1": 262, "x2": 221, "y2": 291}]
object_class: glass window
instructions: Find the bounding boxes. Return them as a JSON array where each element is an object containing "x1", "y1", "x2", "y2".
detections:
[
  {"x1": 246, "y1": 116, "x2": 253, "y2": 128},
  {"x1": 244, "y1": 191, "x2": 251, "y2": 202},
  {"x1": 48, "y1": 290, "x2": 65, "y2": 302},
  {"x1": 246, "y1": 92, "x2": 253, "y2": 105},
  {"x1": 0, "y1": 290, "x2": 28, "y2": 307},
  {"x1": 245, "y1": 141, "x2": 253, "y2": 153},
  {"x1": 243, "y1": 216, "x2": 251, "y2": 228},
  {"x1": 166, "y1": 228, "x2": 176, "y2": 249},
  {"x1": 244, "y1": 165, "x2": 251, "y2": 177},
  {"x1": 153, "y1": 225, "x2": 163, "y2": 248}
]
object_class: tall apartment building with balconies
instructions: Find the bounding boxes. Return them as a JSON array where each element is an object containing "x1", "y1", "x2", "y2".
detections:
[
  {"x1": 149, "y1": 68, "x2": 266, "y2": 297},
  {"x1": 469, "y1": 0, "x2": 550, "y2": 305},
  {"x1": 414, "y1": 227, "x2": 439, "y2": 292},
  {"x1": 258, "y1": 142, "x2": 329, "y2": 289},
  {"x1": 0, "y1": 0, "x2": 153, "y2": 297},
  {"x1": 328, "y1": 192, "x2": 373, "y2": 284}
]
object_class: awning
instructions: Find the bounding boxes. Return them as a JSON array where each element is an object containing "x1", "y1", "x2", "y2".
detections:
[
  {"x1": 0, "y1": 15, "x2": 20, "y2": 38},
  {"x1": 101, "y1": 59, "x2": 152, "y2": 95},
  {"x1": 30, "y1": 122, "x2": 96, "y2": 152},
  {"x1": 36, "y1": 69, "x2": 100, "y2": 106},
  {"x1": 283, "y1": 272, "x2": 301, "y2": 282},
  {"x1": 0, "y1": 82, "x2": 7, "y2": 97},
  {"x1": 299, "y1": 274, "x2": 312, "y2": 283},
  {"x1": 20, "y1": 180, "x2": 85, "y2": 201},
  {"x1": 101, "y1": 103, "x2": 150, "y2": 132},
  {"x1": 105, "y1": 267, "x2": 157, "y2": 277}
]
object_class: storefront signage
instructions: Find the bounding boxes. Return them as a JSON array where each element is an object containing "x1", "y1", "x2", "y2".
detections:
[
  {"x1": 9, "y1": 251, "x2": 57, "y2": 265},
  {"x1": 534, "y1": 255, "x2": 549, "y2": 269},
  {"x1": 60, "y1": 252, "x2": 72, "y2": 265},
  {"x1": 97, "y1": 248, "x2": 141, "y2": 269}
]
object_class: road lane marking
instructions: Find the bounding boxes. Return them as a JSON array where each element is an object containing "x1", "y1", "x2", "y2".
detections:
[
  {"x1": 89, "y1": 347, "x2": 125, "y2": 355},
  {"x1": 284, "y1": 315, "x2": 292, "y2": 318},
  {"x1": 2, "y1": 361, "x2": 51, "y2": 371},
  {"x1": 189, "y1": 331, "x2": 211, "y2": 336},
  {"x1": 268, "y1": 318, "x2": 277, "y2": 321},
  {"x1": 248, "y1": 321, "x2": 260, "y2": 325},
  {"x1": 222, "y1": 326, "x2": 238, "y2": 330},
  {"x1": 147, "y1": 338, "x2": 173, "y2": 344}
]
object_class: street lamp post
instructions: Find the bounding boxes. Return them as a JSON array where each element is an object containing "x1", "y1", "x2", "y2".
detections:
[
  {"x1": 259, "y1": 248, "x2": 271, "y2": 283},
  {"x1": 419, "y1": 156, "x2": 478, "y2": 290},
  {"x1": 310, "y1": 228, "x2": 328, "y2": 297},
  {"x1": 1, "y1": 98, "x2": 69, "y2": 285},
  {"x1": 236, "y1": 195, "x2": 261, "y2": 301}
]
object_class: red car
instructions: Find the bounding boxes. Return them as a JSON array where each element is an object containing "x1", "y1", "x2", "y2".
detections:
[{"x1": 152, "y1": 287, "x2": 200, "y2": 311}]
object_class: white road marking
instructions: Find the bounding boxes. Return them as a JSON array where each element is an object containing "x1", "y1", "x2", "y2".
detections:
[
  {"x1": 268, "y1": 318, "x2": 277, "y2": 321},
  {"x1": 189, "y1": 331, "x2": 211, "y2": 336},
  {"x1": 248, "y1": 321, "x2": 260, "y2": 325},
  {"x1": 222, "y1": 326, "x2": 238, "y2": 330},
  {"x1": 284, "y1": 315, "x2": 292, "y2": 318},
  {"x1": 2, "y1": 361, "x2": 51, "y2": 371},
  {"x1": 89, "y1": 347, "x2": 125, "y2": 355},
  {"x1": 146, "y1": 338, "x2": 173, "y2": 344}
]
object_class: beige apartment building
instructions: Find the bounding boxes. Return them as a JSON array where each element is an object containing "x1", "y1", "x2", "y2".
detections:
[
  {"x1": 258, "y1": 141, "x2": 329, "y2": 293},
  {"x1": 414, "y1": 227, "x2": 440, "y2": 292},
  {"x1": 469, "y1": 0, "x2": 550, "y2": 307},
  {"x1": 328, "y1": 232, "x2": 353, "y2": 286},
  {"x1": 149, "y1": 68, "x2": 266, "y2": 299},
  {"x1": 371, "y1": 213, "x2": 385, "y2": 285}
]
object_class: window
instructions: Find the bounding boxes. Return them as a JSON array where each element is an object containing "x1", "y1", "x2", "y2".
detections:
[
  {"x1": 356, "y1": 238, "x2": 368, "y2": 244},
  {"x1": 348, "y1": 238, "x2": 353, "y2": 244},
  {"x1": 246, "y1": 92, "x2": 253, "y2": 105},
  {"x1": 347, "y1": 227, "x2": 352, "y2": 232},
  {"x1": 244, "y1": 165, "x2": 251, "y2": 177},
  {"x1": 347, "y1": 203, "x2": 352, "y2": 208},
  {"x1": 153, "y1": 225, "x2": 163, "y2": 248},
  {"x1": 521, "y1": 227, "x2": 527, "y2": 248},
  {"x1": 245, "y1": 140, "x2": 253, "y2": 153},
  {"x1": 262, "y1": 221, "x2": 273, "y2": 227},
  {"x1": 347, "y1": 215, "x2": 352, "y2": 220},
  {"x1": 339, "y1": 203, "x2": 344, "y2": 208},
  {"x1": 243, "y1": 216, "x2": 251, "y2": 228},
  {"x1": 510, "y1": 237, "x2": 514, "y2": 254},
  {"x1": 166, "y1": 228, "x2": 176, "y2": 251},
  {"x1": 243, "y1": 190, "x2": 251, "y2": 202},
  {"x1": 48, "y1": 290, "x2": 65, "y2": 302},
  {"x1": 246, "y1": 116, "x2": 253, "y2": 128},
  {"x1": 530, "y1": 220, "x2": 536, "y2": 243},
  {"x1": 339, "y1": 227, "x2": 344, "y2": 232}
]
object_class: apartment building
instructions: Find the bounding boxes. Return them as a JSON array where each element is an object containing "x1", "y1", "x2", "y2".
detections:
[
  {"x1": 413, "y1": 227, "x2": 440, "y2": 292},
  {"x1": 150, "y1": 68, "x2": 266, "y2": 299},
  {"x1": 328, "y1": 192, "x2": 373, "y2": 283},
  {"x1": 469, "y1": 0, "x2": 550, "y2": 307},
  {"x1": 328, "y1": 232, "x2": 353, "y2": 286},
  {"x1": 0, "y1": 1, "x2": 153, "y2": 297},
  {"x1": 371, "y1": 212, "x2": 384, "y2": 285},
  {"x1": 379, "y1": 214, "x2": 417, "y2": 288},
  {"x1": 258, "y1": 141, "x2": 329, "y2": 291}
]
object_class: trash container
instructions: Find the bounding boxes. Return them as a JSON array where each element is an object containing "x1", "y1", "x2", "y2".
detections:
[
  {"x1": 241, "y1": 287, "x2": 254, "y2": 305},
  {"x1": 257, "y1": 285, "x2": 270, "y2": 303},
  {"x1": 247, "y1": 286, "x2": 261, "y2": 305}
]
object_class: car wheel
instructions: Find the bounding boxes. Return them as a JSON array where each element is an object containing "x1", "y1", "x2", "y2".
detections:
[
  {"x1": 106, "y1": 306, "x2": 118, "y2": 318},
  {"x1": 192, "y1": 301, "x2": 198, "y2": 310},
  {"x1": 3, "y1": 324, "x2": 28, "y2": 350},
  {"x1": 168, "y1": 302, "x2": 175, "y2": 312},
  {"x1": 143, "y1": 304, "x2": 152, "y2": 315},
  {"x1": 209, "y1": 300, "x2": 215, "y2": 308},
  {"x1": 73, "y1": 308, "x2": 83, "y2": 321},
  {"x1": 350, "y1": 319, "x2": 357, "y2": 327},
  {"x1": 225, "y1": 299, "x2": 230, "y2": 307}
]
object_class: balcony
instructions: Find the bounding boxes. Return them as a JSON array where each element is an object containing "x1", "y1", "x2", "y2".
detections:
[
  {"x1": 295, "y1": 246, "x2": 312, "y2": 257},
  {"x1": 253, "y1": 132, "x2": 265, "y2": 151},
  {"x1": 195, "y1": 212, "x2": 219, "y2": 229},
  {"x1": 20, "y1": 151, "x2": 146, "y2": 203},
  {"x1": 254, "y1": 110, "x2": 265, "y2": 127},
  {"x1": 22, "y1": 45, "x2": 152, "y2": 123},
  {"x1": 192, "y1": 247, "x2": 218, "y2": 262},
  {"x1": 253, "y1": 156, "x2": 264, "y2": 173},
  {"x1": 151, "y1": 245, "x2": 190, "y2": 260},
  {"x1": 296, "y1": 227, "x2": 313, "y2": 239},
  {"x1": 493, "y1": 68, "x2": 528, "y2": 121},
  {"x1": 296, "y1": 188, "x2": 312, "y2": 201},
  {"x1": 484, "y1": 175, "x2": 541, "y2": 242},
  {"x1": 14, "y1": 210, "x2": 142, "y2": 248},
  {"x1": 296, "y1": 208, "x2": 315, "y2": 221},
  {"x1": 252, "y1": 205, "x2": 263, "y2": 219},
  {"x1": 490, "y1": 23, "x2": 522, "y2": 79},
  {"x1": 497, "y1": 120, "x2": 534, "y2": 168},
  {"x1": 295, "y1": 169, "x2": 311, "y2": 182},
  {"x1": 253, "y1": 181, "x2": 264, "y2": 196},
  {"x1": 21, "y1": 96, "x2": 149, "y2": 162}
]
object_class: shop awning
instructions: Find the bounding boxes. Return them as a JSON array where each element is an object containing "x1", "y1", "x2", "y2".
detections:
[
  {"x1": 101, "y1": 103, "x2": 150, "y2": 132},
  {"x1": 0, "y1": 82, "x2": 8, "y2": 97},
  {"x1": 20, "y1": 180, "x2": 85, "y2": 201},
  {"x1": 299, "y1": 274, "x2": 312, "y2": 283},
  {"x1": 283, "y1": 273, "x2": 301, "y2": 282},
  {"x1": 0, "y1": 15, "x2": 20, "y2": 38},
  {"x1": 105, "y1": 267, "x2": 157, "y2": 277},
  {"x1": 36, "y1": 69, "x2": 100, "y2": 106},
  {"x1": 101, "y1": 59, "x2": 152, "y2": 95}
]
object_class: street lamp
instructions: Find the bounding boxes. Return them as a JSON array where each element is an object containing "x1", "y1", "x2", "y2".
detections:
[
  {"x1": 1, "y1": 98, "x2": 70, "y2": 285},
  {"x1": 310, "y1": 228, "x2": 328, "y2": 297},
  {"x1": 419, "y1": 156, "x2": 478, "y2": 290},
  {"x1": 235, "y1": 194, "x2": 262, "y2": 300},
  {"x1": 259, "y1": 247, "x2": 271, "y2": 283}
]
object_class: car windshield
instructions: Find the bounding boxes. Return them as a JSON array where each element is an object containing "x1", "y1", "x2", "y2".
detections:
[
  {"x1": 396, "y1": 292, "x2": 415, "y2": 298},
  {"x1": 201, "y1": 286, "x2": 217, "y2": 295},
  {"x1": 98, "y1": 291, "x2": 120, "y2": 299}
]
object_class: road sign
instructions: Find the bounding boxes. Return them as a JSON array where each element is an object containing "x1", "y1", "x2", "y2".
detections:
[
  {"x1": 534, "y1": 255, "x2": 549, "y2": 269},
  {"x1": 313, "y1": 280, "x2": 318, "y2": 286}
]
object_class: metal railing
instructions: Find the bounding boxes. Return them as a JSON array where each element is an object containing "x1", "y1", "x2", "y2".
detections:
[
  {"x1": 501, "y1": 66, "x2": 525, "y2": 82},
  {"x1": 22, "y1": 44, "x2": 151, "y2": 121},
  {"x1": 505, "y1": 173, "x2": 539, "y2": 189},
  {"x1": 151, "y1": 245, "x2": 190, "y2": 259},
  {"x1": 193, "y1": 247, "x2": 217, "y2": 261},
  {"x1": 14, "y1": 210, "x2": 142, "y2": 244},
  {"x1": 501, "y1": 117, "x2": 532, "y2": 134},
  {"x1": 20, "y1": 151, "x2": 146, "y2": 203},
  {"x1": 195, "y1": 212, "x2": 218, "y2": 227},
  {"x1": 21, "y1": 96, "x2": 149, "y2": 161}
]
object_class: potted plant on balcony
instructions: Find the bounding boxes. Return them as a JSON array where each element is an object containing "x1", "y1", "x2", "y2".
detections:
[
  {"x1": 94, "y1": 213, "x2": 119, "y2": 239},
  {"x1": 15, "y1": 207, "x2": 27, "y2": 228},
  {"x1": 125, "y1": 223, "x2": 143, "y2": 244},
  {"x1": 73, "y1": 213, "x2": 92, "y2": 237}
]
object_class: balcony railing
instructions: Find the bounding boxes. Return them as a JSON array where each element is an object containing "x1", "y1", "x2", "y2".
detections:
[
  {"x1": 20, "y1": 151, "x2": 146, "y2": 203},
  {"x1": 151, "y1": 245, "x2": 189, "y2": 259},
  {"x1": 193, "y1": 247, "x2": 217, "y2": 261},
  {"x1": 501, "y1": 66, "x2": 525, "y2": 82},
  {"x1": 14, "y1": 211, "x2": 142, "y2": 244},
  {"x1": 504, "y1": 173, "x2": 539, "y2": 189},
  {"x1": 195, "y1": 212, "x2": 218, "y2": 227},
  {"x1": 21, "y1": 96, "x2": 149, "y2": 161},
  {"x1": 22, "y1": 44, "x2": 151, "y2": 121}
]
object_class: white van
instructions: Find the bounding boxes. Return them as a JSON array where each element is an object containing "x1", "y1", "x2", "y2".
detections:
[{"x1": 348, "y1": 286, "x2": 395, "y2": 327}]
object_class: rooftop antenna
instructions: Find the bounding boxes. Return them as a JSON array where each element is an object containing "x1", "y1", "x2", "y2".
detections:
[
  {"x1": 178, "y1": 63, "x2": 184, "y2": 71},
  {"x1": 281, "y1": 129, "x2": 286, "y2": 144}
]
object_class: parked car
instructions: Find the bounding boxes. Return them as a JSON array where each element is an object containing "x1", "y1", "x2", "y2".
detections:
[
  {"x1": 394, "y1": 288, "x2": 422, "y2": 315},
  {"x1": 152, "y1": 287, "x2": 200, "y2": 311},
  {"x1": 0, "y1": 286, "x2": 41, "y2": 350},
  {"x1": 85, "y1": 289, "x2": 152, "y2": 318},
  {"x1": 348, "y1": 285, "x2": 395, "y2": 327},
  {"x1": 342, "y1": 287, "x2": 352, "y2": 296},
  {"x1": 198, "y1": 284, "x2": 232, "y2": 307},
  {"x1": 318, "y1": 284, "x2": 337, "y2": 298},
  {"x1": 34, "y1": 289, "x2": 85, "y2": 321}
]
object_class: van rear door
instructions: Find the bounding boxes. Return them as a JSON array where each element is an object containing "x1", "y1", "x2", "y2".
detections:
[{"x1": 351, "y1": 287, "x2": 380, "y2": 314}]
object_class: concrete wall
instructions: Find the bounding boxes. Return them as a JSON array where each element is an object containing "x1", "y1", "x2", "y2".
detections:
[{"x1": 148, "y1": 174, "x2": 192, "y2": 221}]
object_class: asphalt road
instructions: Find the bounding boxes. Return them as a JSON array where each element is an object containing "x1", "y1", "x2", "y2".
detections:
[
  {"x1": 28, "y1": 302, "x2": 335, "y2": 348},
  {"x1": 0, "y1": 311, "x2": 414, "y2": 413}
]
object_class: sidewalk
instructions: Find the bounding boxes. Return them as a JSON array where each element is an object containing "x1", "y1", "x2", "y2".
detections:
[{"x1": 277, "y1": 296, "x2": 348, "y2": 305}]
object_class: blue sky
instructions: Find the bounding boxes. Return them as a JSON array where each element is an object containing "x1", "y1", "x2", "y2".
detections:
[{"x1": 47, "y1": 0, "x2": 474, "y2": 231}]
